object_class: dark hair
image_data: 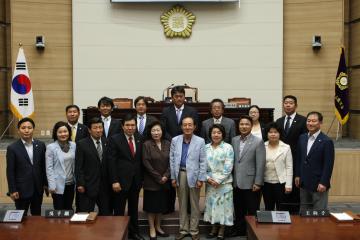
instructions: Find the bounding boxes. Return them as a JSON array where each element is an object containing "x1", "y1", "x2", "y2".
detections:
[
  {"x1": 265, "y1": 122, "x2": 282, "y2": 138},
  {"x1": 18, "y1": 117, "x2": 35, "y2": 129},
  {"x1": 181, "y1": 116, "x2": 196, "y2": 126},
  {"x1": 52, "y1": 121, "x2": 71, "y2": 141},
  {"x1": 239, "y1": 115, "x2": 253, "y2": 125},
  {"x1": 248, "y1": 105, "x2": 260, "y2": 115},
  {"x1": 87, "y1": 117, "x2": 103, "y2": 129},
  {"x1": 122, "y1": 113, "x2": 137, "y2": 125},
  {"x1": 307, "y1": 111, "x2": 323, "y2": 122},
  {"x1": 134, "y1": 96, "x2": 148, "y2": 107},
  {"x1": 210, "y1": 98, "x2": 225, "y2": 109},
  {"x1": 171, "y1": 85, "x2": 185, "y2": 97},
  {"x1": 146, "y1": 120, "x2": 165, "y2": 140},
  {"x1": 65, "y1": 104, "x2": 80, "y2": 113},
  {"x1": 209, "y1": 124, "x2": 226, "y2": 142},
  {"x1": 97, "y1": 96, "x2": 114, "y2": 109},
  {"x1": 283, "y1": 95, "x2": 298, "y2": 105}
]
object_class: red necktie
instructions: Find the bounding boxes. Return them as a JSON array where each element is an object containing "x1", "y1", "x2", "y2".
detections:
[{"x1": 128, "y1": 136, "x2": 135, "y2": 157}]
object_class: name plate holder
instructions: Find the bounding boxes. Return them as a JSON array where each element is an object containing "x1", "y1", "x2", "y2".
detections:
[
  {"x1": 256, "y1": 210, "x2": 291, "y2": 224},
  {"x1": 300, "y1": 209, "x2": 330, "y2": 217},
  {"x1": 0, "y1": 210, "x2": 25, "y2": 223},
  {"x1": 45, "y1": 210, "x2": 74, "y2": 218}
]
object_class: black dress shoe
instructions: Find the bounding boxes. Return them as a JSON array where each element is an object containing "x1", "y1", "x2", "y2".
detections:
[
  {"x1": 156, "y1": 230, "x2": 169, "y2": 237},
  {"x1": 206, "y1": 232, "x2": 217, "y2": 239},
  {"x1": 129, "y1": 233, "x2": 145, "y2": 240}
]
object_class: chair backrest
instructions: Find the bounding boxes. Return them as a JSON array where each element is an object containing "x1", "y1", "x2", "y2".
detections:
[{"x1": 113, "y1": 98, "x2": 133, "y2": 109}]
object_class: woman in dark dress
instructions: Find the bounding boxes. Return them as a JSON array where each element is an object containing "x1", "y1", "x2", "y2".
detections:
[{"x1": 143, "y1": 120, "x2": 171, "y2": 240}]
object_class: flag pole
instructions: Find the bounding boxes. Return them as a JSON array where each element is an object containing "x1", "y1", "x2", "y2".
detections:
[
  {"x1": 336, "y1": 121, "x2": 341, "y2": 141},
  {"x1": 0, "y1": 115, "x2": 15, "y2": 140}
]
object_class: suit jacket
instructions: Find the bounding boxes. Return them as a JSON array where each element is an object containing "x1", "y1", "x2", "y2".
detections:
[
  {"x1": 75, "y1": 123, "x2": 89, "y2": 142},
  {"x1": 142, "y1": 139, "x2": 170, "y2": 191},
  {"x1": 264, "y1": 140, "x2": 293, "y2": 188},
  {"x1": 137, "y1": 114, "x2": 157, "y2": 136},
  {"x1": 170, "y1": 134, "x2": 207, "y2": 188},
  {"x1": 6, "y1": 139, "x2": 47, "y2": 199},
  {"x1": 46, "y1": 141, "x2": 76, "y2": 194},
  {"x1": 232, "y1": 134, "x2": 266, "y2": 189},
  {"x1": 200, "y1": 117, "x2": 236, "y2": 144},
  {"x1": 161, "y1": 104, "x2": 200, "y2": 139},
  {"x1": 103, "y1": 117, "x2": 122, "y2": 139},
  {"x1": 108, "y1": 133, "x2": 143, "y2": 191},
  {"x1": 75, "y1": 136, "x2": 109, "y2": 198},
  {"x1": 295, "y1": 132, "x2": 335, "y2": 192},
  {"x1": 276, "y1": 113, "x2": 307, "y2": 159}
]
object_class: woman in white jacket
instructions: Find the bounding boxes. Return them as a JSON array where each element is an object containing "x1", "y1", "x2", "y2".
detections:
[
  {"x1": 263, "y1": 122, "x2": 293, "y2": 210},
  {"x1": 46, "y1": 121, "x2": 76, "y2": 210}
]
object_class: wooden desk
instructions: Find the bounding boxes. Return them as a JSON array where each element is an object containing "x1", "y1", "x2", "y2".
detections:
[
  {"x1": 0, "y1": 216, "x2": 129, "y2": 240},
  {"x1": 246, "y1": 215, "x2": 360, "y2": 240},
  {"x1": 83, "y1": 102, "x2": 274, "y2": 127}
]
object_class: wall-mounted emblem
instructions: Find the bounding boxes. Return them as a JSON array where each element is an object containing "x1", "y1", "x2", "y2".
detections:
[{"x1": 160, "y1": 5, "x2": 196, "y2": 38}]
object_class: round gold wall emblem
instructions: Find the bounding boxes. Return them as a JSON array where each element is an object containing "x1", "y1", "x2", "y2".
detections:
[{"x1": 160, "y1": 5, "x2": 196, "y2": 38}]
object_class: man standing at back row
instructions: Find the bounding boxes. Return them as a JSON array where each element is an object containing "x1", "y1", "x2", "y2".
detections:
[
  {"x1": 295, "y1": 112, "x2": 334, "y2": 211},
  {"x1": 66, "y1": 104, "x2": 88, "y2": 142},
  {"x1": 161, "y1": 85, "x2": 199, "y2": 213},
  {"x1": 275, "y1": 95, "x2": 307, "y2": 213}
]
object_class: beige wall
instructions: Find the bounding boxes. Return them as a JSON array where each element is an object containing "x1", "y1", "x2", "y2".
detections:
[
  {"x1": 73, "y1": 0, "x2": 284, "y2": 118},
  {"x1": 8, "y1": 0, "x2": 73, "y2": 137},
  {"x1": 284, "y1": 0, "x2": 344, "y2": 137}
]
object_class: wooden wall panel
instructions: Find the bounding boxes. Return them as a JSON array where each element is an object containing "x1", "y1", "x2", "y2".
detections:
[
  {"x1": 9, "y1": 0, "x2": 73, "y2": 137},
  {"x1": 284, "y1": 0, "x2": 344, "y2": 138},
  {"x1": 349, "y1": 115, "x2": 360, "y2": 139},
  {"x1": 350, "y1": 0, "x2": 360, "y2": 21},
  {"x1": 349, "y1": 68, "x2": 360, "y2": 109},
  {"x1": 350, "y1": 23, "x2": 360, "y2": 66}
]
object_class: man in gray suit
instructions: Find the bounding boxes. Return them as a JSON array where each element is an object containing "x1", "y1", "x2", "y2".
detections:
[
  {"x1": 201, "y1": 99, "x2": 236, "y2": 144},
  {"x1": 231, "y1": 115, "x2": 266, "y2": 237},
  {"x1": 170, "y1": 116, "x2": 207, "y2": 240}
]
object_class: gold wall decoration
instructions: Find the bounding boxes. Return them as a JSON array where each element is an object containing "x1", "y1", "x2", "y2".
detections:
[{"x1": 160, "y1": 5, "x2": 196, "y2": 38}]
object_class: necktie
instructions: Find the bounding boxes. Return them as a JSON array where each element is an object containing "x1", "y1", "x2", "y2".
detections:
[
  {"x1": 176, "y1": 109, "x2": 181, "y2": 124},
  {"x1": 104, "y1": 118, "x2": 109, "y2": 137},
  {"x1": 138, "y1": 116, "x2": 145, "y2": 135},
  {"x1": 128, "y1": 136, "x2": 135, "y2": 157},
  {"x1": 96, "y1": 140, "x2": 102, "y2": 161},
  {"x1": 284, "y1": 116, "x2": 291, "y2": 135},
  {"x1": 71, "y1": 126, "x2": 76, "y2": 142}
]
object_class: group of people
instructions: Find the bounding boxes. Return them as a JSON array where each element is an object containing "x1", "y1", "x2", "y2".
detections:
[{"x1": 6, "y1": 85, "x2": 335, "y2": 240}]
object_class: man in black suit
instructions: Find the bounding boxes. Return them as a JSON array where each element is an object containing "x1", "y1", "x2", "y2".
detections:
[
  {"x1": 108, "y1": 114, "x2": 144, "y2": 240},
  {"x1": 160, "y1": 85, "x2": 199, "y2": 213},
  {"x1": 6, "y1": 118, "x2": 47, "y2": 216},
  {"x1": 134, "y1": 96, "x2": 157, "y2": 137},
  {"x1": 295, "y1": 112, "x2": 334, "y2": 211},
  {"x1": 75, "y1": 117, "x2": 111, "y2": 215},
  {"x1": 275, "y1": 95, "x2": 307, "y2": 213},
  {"x1": 66, "y1": 104, "x2": 89, "y2": 142},
  {"x1": 98, "y1": 96, "x2": 122, "y2": 139}
]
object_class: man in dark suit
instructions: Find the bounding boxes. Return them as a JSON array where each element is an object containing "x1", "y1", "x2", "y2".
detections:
[
  {"x1": 108, "y1": 114, "x2": 144, "y2": 240},
  {"x1": 201, "y1": 98, "x2": 236, "y2": 144},
  {"x1": 6, "y1": 118, "x2": 47, "y2": 216},
  {"x1": 275, "y1": 95, "x2": 307, "y2": 213},
  {"x1": 75, "y1": 117, "x2": 111, "y2": 215},
  {"x1": 295, "y1": 112, "x2": 334, "y2": 211},
  {"x1": 134, "y1": 96, "x2": 157, "y2": 137},
  {"x1": 160, "y1": 85, "x2": 199, "y2": 213},
  {"x1": 98, "y1": 96, "x2": 122, "y2": 139},
  {"x1": 66, "y1": 104, "x2": 89, "y2": 142}
]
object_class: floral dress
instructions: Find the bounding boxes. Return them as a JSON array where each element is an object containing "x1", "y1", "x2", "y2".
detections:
[{"x1": 204, "y1": 141, "x2": 234, "y2": 226}]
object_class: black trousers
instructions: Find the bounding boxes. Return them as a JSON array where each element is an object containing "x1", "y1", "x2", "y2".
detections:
[
  {"x1": 262, "y1": 182, "x2": 286, "y2": 211},
  {"x1": 52, "y1": 184, "x2": 75, "y2": 210},
  {"x1": 78, "y1": 186, "x2": 112, "y2": 216},
  {"x1": 282, "y1": 178, "x2": 300, "y2": 214},
  {"x1": 167, "y1": 180, "x2": 176, "y2": 213},
  {"x1": 113, "y1": 183, "x2": 140, "y2": 234},
  {"x1": 233, "y1": 187, "x2": 261, "y2": 235},
  {"x1": 15, "y1": 193, "x2": 43, "y2": 216}
]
